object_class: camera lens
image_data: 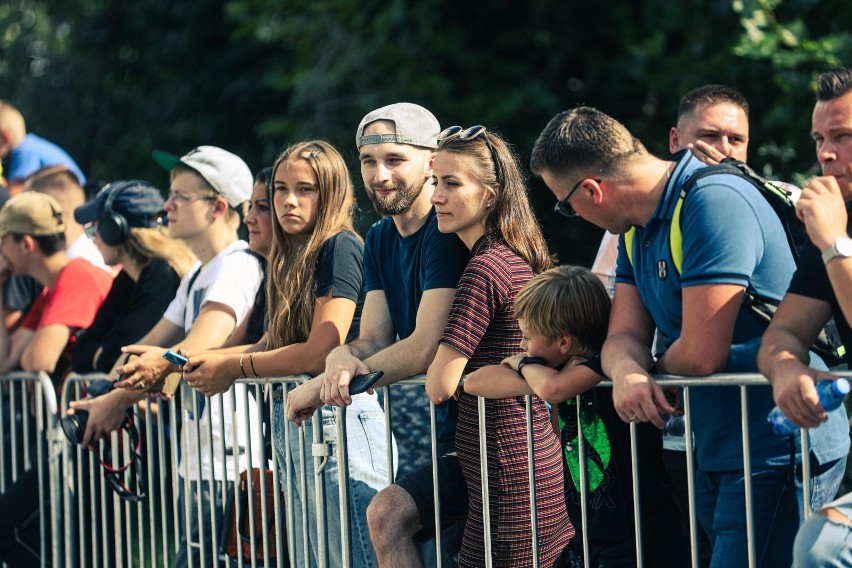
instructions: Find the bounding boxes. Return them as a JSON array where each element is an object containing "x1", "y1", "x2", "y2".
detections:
[{"x1": 60, "y1": 411, "x2": 88, "y2": 445}]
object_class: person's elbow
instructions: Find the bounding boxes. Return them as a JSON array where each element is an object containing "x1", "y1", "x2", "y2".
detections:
[
  {"x1": 462, "y1": 373, "x2": 485, "y2": 398},
  {"x1": 425, "y1": 381, "x2": 453, "y2": 405},
  {"x1": 21, "y1": 350, "x2": 57, "y2": 374},
  {"x1": 536, "y1": 382, "x2": 565, "y2": 405},
  {"x1": 678, "y1": 354, "x2": 727, "y2": 376}
]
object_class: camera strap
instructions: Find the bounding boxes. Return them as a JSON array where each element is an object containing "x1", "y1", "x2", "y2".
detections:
[{"x1": 97, "y1": 414, "x2": 146, "y2": 503}]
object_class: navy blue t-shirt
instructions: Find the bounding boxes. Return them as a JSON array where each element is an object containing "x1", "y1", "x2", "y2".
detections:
[{"x1": 363, "y1": 208, "x2": 469, "y2": 447}]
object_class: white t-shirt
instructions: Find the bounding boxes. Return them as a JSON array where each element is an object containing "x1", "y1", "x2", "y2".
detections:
[
  {"x1": 67, "y1": 233, "x2": 111, "y2": 273},
  {"x1": 165, "y1": 239, "x2": 265, "y2": 481},
  {"x1": 591, "y1": 231, "x2": 619, "y2": 299}
]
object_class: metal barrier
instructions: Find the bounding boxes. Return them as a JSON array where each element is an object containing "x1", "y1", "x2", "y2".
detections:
[
  {"x1": 0, "y1": 371, "x2": 835, "y2": 567},
  {"x1": 0, "y1": 371, "x2": 59, "y2": 568}
]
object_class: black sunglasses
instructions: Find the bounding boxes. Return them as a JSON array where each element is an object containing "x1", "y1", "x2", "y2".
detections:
[
  {"x1": 437, "y1": 125, "x2": 503, "y2": 183},
  {"x1": 554, "y1": 178, "x2": 601, "y2": 218}
]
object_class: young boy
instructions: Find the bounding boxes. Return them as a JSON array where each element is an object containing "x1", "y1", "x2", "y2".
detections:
[{"x1": 464, "y1": 265, "x2": 688, "y2": 567}]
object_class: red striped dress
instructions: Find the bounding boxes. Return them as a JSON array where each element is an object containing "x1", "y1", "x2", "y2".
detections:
[{"x1": 440, "y1": 238, "x2": 574, "y2": 567}]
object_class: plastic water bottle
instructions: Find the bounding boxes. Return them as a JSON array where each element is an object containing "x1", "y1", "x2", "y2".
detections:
[{"x1": 767, "y1": 378, "x2": 851, "y2": 436}]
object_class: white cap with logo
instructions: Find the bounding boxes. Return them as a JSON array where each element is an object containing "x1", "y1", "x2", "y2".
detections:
[{"x1": 152, "y1": 145, "x2": 253, "y2": 208}]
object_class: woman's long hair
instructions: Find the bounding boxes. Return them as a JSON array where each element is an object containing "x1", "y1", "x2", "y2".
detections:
[
  {"x1": 438, "y1": 129, "x2": 554, "y2": 273},
  {"x1": 266, "y1": 140, "x2": 358, "y2": 349},
  {"x1": 125, "y1": 227, "x2": 196, "y2": 278}
]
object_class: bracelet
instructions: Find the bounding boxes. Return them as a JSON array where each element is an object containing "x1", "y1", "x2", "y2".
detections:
[
  {"x1": 239, "y1": 352, "x2": 248, "y2": 378},
  {"x1": 249, "y1": 352, "x2": 259, "y2": 378}
]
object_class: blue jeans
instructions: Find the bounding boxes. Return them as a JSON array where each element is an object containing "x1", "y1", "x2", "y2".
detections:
[
  {"x1": 272, "y1": 393, "x2": 396, "y2": 568},
  {"x1": 794, "y1": 491, "x2": 852, "y2": 567},
  {"x1": 695, "y1": 466, "x2": 799, "y2": 568},
  {"x1": 798, "y1": 455, "x2": 847, "y2": 521}
]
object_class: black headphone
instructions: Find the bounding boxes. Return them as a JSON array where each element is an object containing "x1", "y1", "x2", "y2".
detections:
[{"x1": 98, "y1": 180, "x2": 161, "y2": 246}]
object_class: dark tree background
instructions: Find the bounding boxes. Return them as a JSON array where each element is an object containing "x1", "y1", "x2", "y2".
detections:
[{"x1": 0, "y1": 0, "x2": 849, "y2": 265}]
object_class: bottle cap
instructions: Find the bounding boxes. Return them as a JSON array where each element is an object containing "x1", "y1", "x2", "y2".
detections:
[{"x1": 834, "y1": 378, "x2": 851, "y2": 396}]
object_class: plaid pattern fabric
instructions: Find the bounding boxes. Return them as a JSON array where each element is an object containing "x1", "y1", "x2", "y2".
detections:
[{"x1": 441, "y1": 239, "x2": 574, "y2": 567}]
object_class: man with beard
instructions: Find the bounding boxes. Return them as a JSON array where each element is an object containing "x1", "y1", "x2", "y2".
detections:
[{"x1": 286, "y1": 103, "x2": 470, "y2": 566}]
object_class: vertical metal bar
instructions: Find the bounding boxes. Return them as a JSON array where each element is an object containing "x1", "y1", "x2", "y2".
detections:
[
  {"x1": 337, "y1": 406, "x2": 352, "y2": 567},
  {"x1": 190, "y1": 387, "x2": 204, "y2": 568},
  {"x1": 144, "y1": 399, "x2": 157, "y2": 567},
  {"x1": 230, "y1": 387, "x2": 246, "y2": 568},
  {"x1": 298, "y1": 413, "x2": 310, "y2": 568},
  {"x1": 11, "y1": 382, "x2": 19, "y2": 479},
  {"x1": 682, "y1": 388, "x2": 699, "y2": 568},
  {"x1": 209, "y1": 394, "x2": 224, "y2": 566},
  {"x1": 800, "y1": 427, "x2": 812, "y2": 520},
  {"x1": 0, "y1": 379, "x2": 6, "y2": 491},
  {"x1": 383, "y1": 386, "x2": 394, "y2": 485},
  {"x1": 266, "y1": 384, "x2": 283, "y2": 568},
  {"x1": 60, "y1": 380, "x2": 75, "y2": 568},
  {"x1": 255, "y1": 384, "x2": 271, "y2": 567},
  {"x1": 477, "y1": 395, "x2": 492, "y2": 567},
  {"x1": 430, "y1": 400, "x2": 443, "y2": 568},
  {"x1": 576, "y1": 394, "x2": 590, "y2": 568},
  {"x1": 240, "y1": 387, "x2": 258, "y2": 568},
  {"x1": 281, "y1": 384, "x2": 295, "y2": 568},
  {"x1": 111, "y1": 429, "x2": 123, "y2": 568},
  {"x1": 22, "y1": 381, "x2": 31, "y2": 472},
  {"x1": 629, "y1": 420, "x2": 643, "y2": 568},
  {"x1": 312, "y1": 409, "x2": 328, "y2": 568},
  {"x1": 740, "y1": 386, "x2": 756, "y2": 568},
  {"x1": 169, "y1": 395, "x2": 182, "y2": 560},
  {"x1": 156, "y1": 398, "x2": 171, "y2": 568},
  {"x1": 34, "y1": 376, "x2": 47, "y2": 565},
  {"x1": 525, "y1": 395, "x2": 539, "y2": 567}
]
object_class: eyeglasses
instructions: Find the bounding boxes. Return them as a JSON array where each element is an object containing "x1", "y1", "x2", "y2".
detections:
[
  {"x1": 437, "y1": 125, "x2": 503, "y2": 183},
  {"x1": 553, "y1": 178, "x2": 600, "y2": 218},
  {"x1": 166, "y1": 191, "x2": 218, "y2": 204}
]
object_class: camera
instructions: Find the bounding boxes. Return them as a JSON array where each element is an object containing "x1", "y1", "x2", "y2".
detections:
[{"x1": 60, "y1": 379, "x2": 118, "y2": 444}]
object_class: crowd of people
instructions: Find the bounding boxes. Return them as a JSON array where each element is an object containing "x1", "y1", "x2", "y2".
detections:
[{"x1": 0, "y1": 67, "x2": 850, "y2": 567}]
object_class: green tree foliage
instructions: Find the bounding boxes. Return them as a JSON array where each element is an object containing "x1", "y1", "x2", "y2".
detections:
[{"x1": 0, "y1": 0, "x2": 847, "y2": 263}]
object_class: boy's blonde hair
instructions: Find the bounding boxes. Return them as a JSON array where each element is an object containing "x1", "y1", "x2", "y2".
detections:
[{"x1": 514, "y1": 265, "x2": 611, "y2": 351}]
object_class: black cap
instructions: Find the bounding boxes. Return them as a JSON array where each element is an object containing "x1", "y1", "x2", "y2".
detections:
[{"x1": 74, "y1": 180, "x2": 165, "y2": 227}]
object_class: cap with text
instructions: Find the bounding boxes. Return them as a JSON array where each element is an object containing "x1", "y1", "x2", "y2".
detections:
[
  {"x1": 355, "y1": 103, "x2": 440, "y2": 150},
  {"x1": 0, "y1": 192, "x2": 65, "y2": 237},
  {"x1": 151, "y1": 145, "x2": 252, "y2": 208}
]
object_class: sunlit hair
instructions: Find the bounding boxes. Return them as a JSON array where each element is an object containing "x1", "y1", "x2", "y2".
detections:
[
  {"x1": 515, "y1": 265, "x2": 610, "y2": 352},
  {"x1": 817, "y1": 68, "x2": 852, "y2": 101},
  {"x1": 437, "y1": 129, "x2": 553, "y2": 273},
  {"x1": 24, "y1": 164, "x2": 83, "y2": 194},
  {"x1": 170, "y1": 164, "x2": 246, "y2": 230},
  {"x1": 677, "y1": 84, "x2": 750, "y2": 122},
  {"x1": 267, "y1": 140, "x2": 358, "y2": 349},
  {"x1": 123, "y1": 226, "x2": 196, "y2": 278},
  {"x1": 530, "y1": 106, "x2": 646, "y2": 182}
]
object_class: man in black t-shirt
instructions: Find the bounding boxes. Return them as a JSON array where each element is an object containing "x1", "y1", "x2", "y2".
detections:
[{"x1": 758, "y1": 68, "x2": 852, "y2": 567}]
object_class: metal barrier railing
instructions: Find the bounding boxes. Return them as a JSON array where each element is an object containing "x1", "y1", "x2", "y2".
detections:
[
  {"x1": 0, "y1": 371, "x2": 831, "y2": 567},
  {"x1": 0, "y1": 371, "x2": 58, "y2": 568}
]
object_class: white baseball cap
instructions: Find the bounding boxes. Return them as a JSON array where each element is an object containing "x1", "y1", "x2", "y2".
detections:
[{"x1": 152, "y1": 145, "x2": 253, "y2": 208}]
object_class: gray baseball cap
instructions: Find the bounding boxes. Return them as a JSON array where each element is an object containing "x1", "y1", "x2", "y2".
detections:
[
  {"x1": 151, "y1": 146, "x2": 252, "y2": 209},
  {"x1": 355, "y1": 103, "x2": 440, "y2": 150}
]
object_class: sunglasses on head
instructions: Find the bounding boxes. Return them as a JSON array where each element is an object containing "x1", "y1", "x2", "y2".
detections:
[{"x1": 437, "y1": 125, "x2": 502, "y2": 183}]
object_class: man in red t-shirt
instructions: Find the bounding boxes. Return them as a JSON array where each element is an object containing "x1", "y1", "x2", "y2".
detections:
[{"x1": 0, "y1": 191, "x2": 112, "y2": 381}]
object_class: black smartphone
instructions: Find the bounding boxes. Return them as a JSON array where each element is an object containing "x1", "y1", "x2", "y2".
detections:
[
  {"x1": 349, "y1": 371, "x2": 384, "y2": 395},
  {"x1": 163, "y1": 350, "x2": 189, "y2": 367}
]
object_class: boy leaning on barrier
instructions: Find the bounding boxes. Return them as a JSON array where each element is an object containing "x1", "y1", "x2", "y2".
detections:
[
  {"x1": 464, "y1": 265, "x2": 689, "y2": 567},
  {"x1": 530, "y1": 106, "x2": 848, "y2": 567},
  {"x1": 68, "y1": 146, "x2": 264, "y2": 568},
  {"x1": 0, "y1": 191, "x2": 113, "y2": 567},
  {"x1": 757, "y1": 68, "x2": 852, "y2": 568}
]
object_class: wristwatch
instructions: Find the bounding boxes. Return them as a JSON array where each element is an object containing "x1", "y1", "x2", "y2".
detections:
[
  {"x1": 821, "y1": 236, "x2": 852, "y2": 265},
  {"x1": 517, "y1": 356, "x2": 548, "y2": 375}
]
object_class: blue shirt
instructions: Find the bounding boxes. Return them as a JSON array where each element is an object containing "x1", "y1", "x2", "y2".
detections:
[
  {"x1": 8, "y1": 133, "x2": 86, "y2": 185},
  {"x1": 363, "y1": 208, "x2": 470, "y2": 445},
  {"x1": 616, "y1": 151, "x2": 848, "y2": 469}
]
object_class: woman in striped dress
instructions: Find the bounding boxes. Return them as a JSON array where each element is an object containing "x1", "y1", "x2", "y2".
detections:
[{"x1": 425, "y1": 125, "x2": 573, "y2": 567}]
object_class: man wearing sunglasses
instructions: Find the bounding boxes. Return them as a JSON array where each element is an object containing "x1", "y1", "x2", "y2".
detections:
[{"x1": 531, "y1": 106, "x2": 848, "y2": 567}]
